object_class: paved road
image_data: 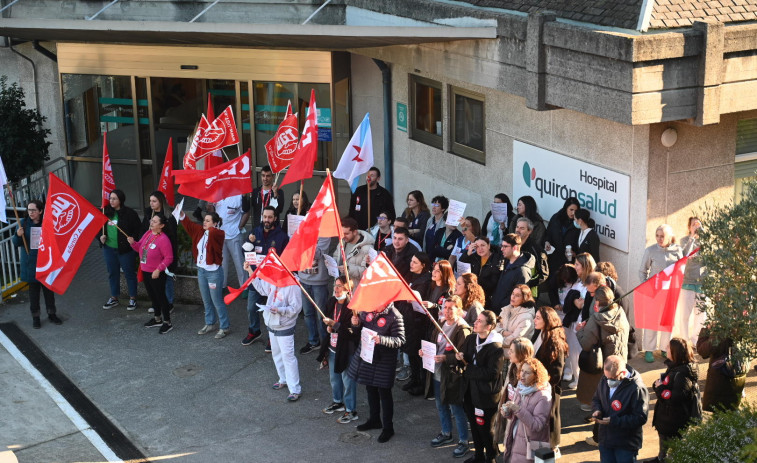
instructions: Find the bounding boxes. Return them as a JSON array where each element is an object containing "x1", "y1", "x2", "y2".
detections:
[{"x1": 2, "y1": 241, "x2": 752, "y2": 463}]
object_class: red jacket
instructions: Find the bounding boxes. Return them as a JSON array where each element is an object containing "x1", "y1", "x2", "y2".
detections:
[{"x1": 181, "y1": 217, "x2": 224, "y2": 266}]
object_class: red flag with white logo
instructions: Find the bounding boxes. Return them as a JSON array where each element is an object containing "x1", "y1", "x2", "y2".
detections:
[
  {"x1": 202, "y1": 106, "x2": 239, "y2": 152},
  {"x1": 348, "y1": 252, "x2": 421, "y2": 312},
  {"x1": 36, "y1": 174, "x2": 109, "y2": 294},
  {"x1": 280, "y1": 89, "x2": 318, "y2": 187},
  {"x1": 224, "y1": 249, "x2": 299, "y2": 304},
  {"x1": 265, "y1": 112, "x2": 299, "y2": 173},
  {"x1": 173, "y1": 150, "x2": 253, "y2": 203},
  {"x1": 183, "y1": 116, "x2": 209, "y2": 170},
  {"x1": 280, "y1": 174, "x2": 342, "y2": 271},
  {"x1": 157, "y1": 138, "x2": 175, "y2": 207},
  {"x1": 633, "y1": 252, "x2": 694, "y2": 333},
  {"x1": 101, "y1": 133, "x2": 116, "y2": 208}
]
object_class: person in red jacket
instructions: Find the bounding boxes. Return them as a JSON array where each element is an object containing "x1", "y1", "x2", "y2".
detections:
[{"x1": 180, "y1": 211, "x2": 230, "y2": 339}]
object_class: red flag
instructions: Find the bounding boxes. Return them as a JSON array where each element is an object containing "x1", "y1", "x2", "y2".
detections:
[
  {"x1": 157, "y1": 138, "x2": 175, "y2": 207},
  {"x1": 285, "y1": 100, "x2": 293, "y2": 118},
  {"x1": 204, "y1": 94, "x2": 225, "y2": 169},
  {"x1": 633, "y1": 254, "x2": 691, "y2": 333},
  {"x1": 173, "y1": 150, "x2": 253, "y2": 203},
  {"x1": 265, "y1": 112, "x2": 299, "y2": 173},
  {"x1": 256, "y1": 249, "x2": 299, "y2": 287},
  {"x1": 36, "y1": 174, "x2": 109, "y2": 294},
  {"x1": 280, "y1": 174, "x2": 342, "y2": 271},
  {"x1": 348, "y1": 252, "x2": 421, "y2": 312},
  {"x1": 202, "y1": 106, "x2": 239, "y2": 151},
  {"x1": 280, "y1": 89, "x2": 318, "y2": 187},
  {"x1": 183, "y1": 116, "x2": 210, "y2": 170},
  {"x1": 101, "y1": 133, "x2": 116, "y2": 208},
  {"x1": 225, "y1": 269, "x2": 257, "y2": 305},
  {"x1": 206, "y1": 92, "x2": 215, "y2": 121}
]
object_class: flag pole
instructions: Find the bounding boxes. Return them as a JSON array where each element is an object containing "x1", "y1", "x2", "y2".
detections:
[
  {"x1": 366, "y1": 175, "x2": 371, "y2": 231},
  {"x1": 6, "y1": 184, "x2": 29, "y2": 253},
  {"x1": 326, "y1": 169, "x2": 355, "y2": 296},
  {"x1": 297, "y1": 180, "x2": 304, "y2": 215},
  {"x1": 381, "y1": 251, "x2": 460, "y2": 354},
  {"x1": 274, "y1": 250, "x2": 328, "y2": 319},
  {"x1": 609, "y1": 251, "x2": 696, "y2": 306}
]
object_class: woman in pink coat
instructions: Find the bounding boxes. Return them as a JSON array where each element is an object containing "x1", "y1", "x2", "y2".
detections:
[{"x1": 501, "y1": 357, "x2": 552, "y2": 462}]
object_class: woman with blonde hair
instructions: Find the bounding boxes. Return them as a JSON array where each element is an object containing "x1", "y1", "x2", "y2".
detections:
[
  {"x1": 493, "y1": 336, "x2": 534, "y2": 446},
  {"x1": 496, "y1": 284, "x2": 536, "y2": 356},
  {"x1": 639, "y1": 224, "x2": 682, "y2": 362},
  {"x1": 455, "y1": 272, "x2": 485, "y2": 327},
  {"x1": 501, "y1": 357, "x2": 552, "y2": 462}
]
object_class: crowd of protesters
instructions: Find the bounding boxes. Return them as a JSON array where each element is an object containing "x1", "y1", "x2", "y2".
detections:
[{"x1": 16, "y1": 164, "x2": 748, "y2": 463}]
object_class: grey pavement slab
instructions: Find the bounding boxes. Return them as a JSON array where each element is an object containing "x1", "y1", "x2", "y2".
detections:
[{"x1": 4, "y1": 241, "x2": 756, "y2": 462}]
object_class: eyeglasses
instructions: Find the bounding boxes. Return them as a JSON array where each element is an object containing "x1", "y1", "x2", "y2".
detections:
[
  {"x1": 431, "y1": 203, "x2": 440, "y2": 207},
  {"x1": 377, "y1": 216, "x2": 387, "y2": 221}
]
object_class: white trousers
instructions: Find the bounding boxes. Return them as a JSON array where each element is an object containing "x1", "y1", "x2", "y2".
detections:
[
  {"x1": 674, "y1": 289, "x2": 706, "y2": 345},
  {"x1": 270, "y1": 334, "x2": 301, "y2": 394},
  {"x1": 564, "y1": 324, "x2": 581, "y2": 380},
  {"x1": 643, "y1": 328, "x2": 672, "y2": 353}
]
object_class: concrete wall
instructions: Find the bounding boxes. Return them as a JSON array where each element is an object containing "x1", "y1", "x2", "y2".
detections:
[
  {"x1": 349, "y1": 51, "x2": 651, "y2": 292},
  {"x1": 0, "y1": 41, "x2": 65, "y2": 164}
]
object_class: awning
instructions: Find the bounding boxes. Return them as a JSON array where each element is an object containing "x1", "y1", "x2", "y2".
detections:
[{"x1": 0, "y1": 19, "x2": 497, "y2": 49}]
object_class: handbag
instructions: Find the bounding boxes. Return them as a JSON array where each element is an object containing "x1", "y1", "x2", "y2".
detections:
[{"x1": 578, "y1": 344, "x2": 603, "y2": 374}]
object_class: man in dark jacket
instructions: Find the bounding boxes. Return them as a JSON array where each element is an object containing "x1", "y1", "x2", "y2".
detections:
[
  {"x1": 250, "y1": 165, "x2": 284, "y2": 229},
  {"x1": 348, "y1": 167, "x2": 395, "y2": 230},
  {"x1": 489, "y1": 234, "x2": 535, "y2": 310},
  {"x1": 241, "y1": 206, "x2": 289, "y2": 346},
  {"x1": 383, "y1": 227, "x2": 414, "y2": 280},
  {"x1": 591, "y1": 355, "x2": 649, "y2": 462},
  {"x1": 514, "y1": 217, "x2": 549, "y2": 296}
]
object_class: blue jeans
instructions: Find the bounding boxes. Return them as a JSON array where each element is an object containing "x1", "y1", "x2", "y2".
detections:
[
  {"x1": 301, "y1": 282, "x2": 328, "y2": 345},
  {"x1": 103, "y1": 246, "x2": 137, "y2": 298},
  {"x1": 329, "y1": 350, "x2": 357, "y2": 412},
  {"x1": 599, "y1": 446, "x2": 637, "y2": 463},
  {"x1": 434, "y1": 379, "x2": 468, "y2": 442},
  {"x1": 246, "y1": 287, "x2": 263, "y2": 334},
  {"x1": 198, "y1": 267, "x2": 229, "y2": 330}
]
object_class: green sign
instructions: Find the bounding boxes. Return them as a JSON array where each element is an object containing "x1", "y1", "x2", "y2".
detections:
[{"x1": 396, "y1": 102, "x2": 407, "y2": 132}]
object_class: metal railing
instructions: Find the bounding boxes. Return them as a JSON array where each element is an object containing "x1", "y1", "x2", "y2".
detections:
[
  {"x1": 0, "y1": 218, "x2": 23, "y2": 297},
  {"x1": 2, "y1": 157, "x2": 68, "y2": 207}
]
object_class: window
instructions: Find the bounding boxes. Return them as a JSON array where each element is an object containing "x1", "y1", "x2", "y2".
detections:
[
  {"x1": 410, "y1": 75, "x2": 442, "y2": 149},
  {"x1": 735, "y1": 118, "x2": 757, "y2": 204},
  {"x1": 450, "y1": 86, "x2": 485, "y2": 164}
]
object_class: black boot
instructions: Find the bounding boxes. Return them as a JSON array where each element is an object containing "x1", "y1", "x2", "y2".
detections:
[
  {"x1": 48, "y1": 314, "x2": 63, "y2": 325},
  {"x1": 33, "y1": 317, "x2": 41, "y2": 329}
]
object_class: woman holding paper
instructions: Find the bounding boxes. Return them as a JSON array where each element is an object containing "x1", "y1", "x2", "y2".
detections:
[
  {"x1": 455, "y1": 310, "x2": 505, "y2": 463},
  {"x1": 482, "y1": 193, "x2": 514, "y2": 247},
  {"x1": 179, "y1": 211, "x2": 230, "y2": 339},
  {"x1": 282, "y1": 191, "x2": 310, "y2": 235},
  {"x1": 459, "y1": 236, "x2": 503, "y2": 307},
  {"x1": 348, "y1": 302, "x2": 406, "y2": 443},
  {"x1": 420, "y1": 296, "x2": 472, "y2": 459},
  {"x1": 14, "y1": 199, "x2": 62, "y2": 329},
  {"x1": 449, "y1": 216, "x2": 480, "y2": 272},
  {"x1": 508, "y1": 196, "x2": 546, "y2": 247}
]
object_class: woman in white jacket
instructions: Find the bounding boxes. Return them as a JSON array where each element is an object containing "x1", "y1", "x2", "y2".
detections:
[
  {"x1": 245, "y1": 262, "x2": 303, "y2": 401},
  {"x1": 497, "y1": 284, "x2": 537, "y2": 356}
]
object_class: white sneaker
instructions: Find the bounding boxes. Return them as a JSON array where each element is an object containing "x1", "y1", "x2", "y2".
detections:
[
  {"x1": 214, "y1": 329, "x2": 230, "y2": 339},
  {"x1": 568, "y1": 380, "x2": 578, "y2": 389},
  {"x1": 197, "y1": 324, "x2": 215, "y2": 335},
  {"x1": 148, "y1": 307, "x2": 155, "y2": 314},
  {"x1": 562, "y1": 372, "x2": 573, "y2": 381}
]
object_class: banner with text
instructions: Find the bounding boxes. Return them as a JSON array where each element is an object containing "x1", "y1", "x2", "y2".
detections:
[{"x1": 512, "y1": 141, "x2": 630, "y2": 252}]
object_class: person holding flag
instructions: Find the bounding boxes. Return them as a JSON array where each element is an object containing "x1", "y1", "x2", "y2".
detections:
[
  {"x1": 141, "y1": 191, "x2": 177, "y2": 314},
  {"x1": 178, "y1": 209, "x2": 230, "y2": 340},
  {"x1": 638, "y1": 224, "x2": 683, "y2": 362},
  {"x1": 100, "y1": 190, "x2": 141, "y2": 311},
  {"x1": 13, "y1": 199, "x2": 62, "y2": 329},
  {"x1": 250, "y1": 165, "x2": 285, "y2": 229},
  {"x1": 347, "y1": 167, "x2": 395, "y2": 232},
  {"x1": 243, "y1": 255, "x2": 303, "y2": 402}
]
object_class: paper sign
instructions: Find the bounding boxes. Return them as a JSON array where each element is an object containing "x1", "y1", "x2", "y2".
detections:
[
  {"x1": 323, "y1": 255, "x2": 340, "y2": 278},
  {"x1": 457, "y1": 261, "x2": 472, "y2": 275},
  {"x1": 244, "y1": 252, "x2": 257, "y2": 264},
  {"x1": 287, "y1": 214, "x2": 306, "y2": 237},
  {"x1": 172, "y1": 198, "x2": 185, "y2": 224},
  {"x1": 491, "y1": 202, "x2": 509, "y2": 224},
  {"x1": 257, "y1": 303, "x2": 280, "y2": 328},
  {"x1": 30, "y1": 227, "x2": 41, "y2": 250},
  {"x1": 445, "y1": 199, "x2": 466, "y2": 227},
  {"x1": 421, "y1": 340, "x2": 437, "y2": 373},
  {"x1": 360, "y1": 327, "x2": 378, "y2": 364}
]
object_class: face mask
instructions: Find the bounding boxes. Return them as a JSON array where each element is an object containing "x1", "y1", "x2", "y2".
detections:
[
  {"x1": 574, "y1": 220, "x2": 581, "y2": 229},
  {"x1": 607, "y1": 378, "x2": 622, "y2": 388},
  {"x1": 334, "y1": 293, "x2": 347, "y2": 301}
]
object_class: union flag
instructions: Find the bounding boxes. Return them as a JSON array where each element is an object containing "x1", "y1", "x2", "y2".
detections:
[{"x1": 348, "y1": 252, "x2": 421, "y2": 312}]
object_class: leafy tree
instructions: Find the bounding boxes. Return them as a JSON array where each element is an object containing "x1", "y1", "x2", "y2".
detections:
[
  {"x1": 0, "y1": 75, "x2": 51, "y2": 184},
  {"x1": 697, "y1": 177, "x2": 757, "y2": 367}
]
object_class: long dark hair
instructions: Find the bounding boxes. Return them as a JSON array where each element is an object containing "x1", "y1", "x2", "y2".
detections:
[
  {"x1": 149, "y1": 191, "x2": 167, "y2": 214},
  {"x1": 104, "y1": 189, "x2": 126, "y2": 217},
  {"x1": 537, "y1": 306, "x2": 569, "y2": 362},
  {"x1": 288, "y1": 191, "x2": 311, "y2": 215},
  {"x1": 574, "y1": 208, "x2": 596, "y2": 228},
  {"x1": 557, "y1": 197, "x2": 580, "y2": 225},
  {"x1": 493, "y1": 193, "x2": 515, "y2": 223},
  {"x1": 517, "y1": 195, "x2": 544, "y2": 223}
]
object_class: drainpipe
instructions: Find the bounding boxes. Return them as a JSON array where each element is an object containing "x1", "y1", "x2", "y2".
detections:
[
  {"x1": 372, "y1": 59, "x2": 393, "y2": 194},
  {"x1": 7, "y1": 41, "x2": 39, "y2": 115}
]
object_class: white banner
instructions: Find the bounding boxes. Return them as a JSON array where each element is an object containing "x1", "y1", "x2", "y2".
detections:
[{"x1": 513, "y1": 141, "x2": 630, "y2": 252}]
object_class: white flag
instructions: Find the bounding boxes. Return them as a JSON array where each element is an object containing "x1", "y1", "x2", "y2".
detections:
[
  {"x1": 0, "y1": 156, "x2": 8, "y2": 223},
  {"x1": 333, "y1": 113, "x2": 373, "y2": 192}
]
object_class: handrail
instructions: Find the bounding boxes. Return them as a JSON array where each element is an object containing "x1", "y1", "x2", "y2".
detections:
[{"x1": 0, "y1": 220, "x2": 23, "y2": 298}]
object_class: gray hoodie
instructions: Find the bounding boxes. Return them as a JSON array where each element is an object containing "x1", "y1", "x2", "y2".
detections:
[
  {"x1": 297, "y1": 237, "x2": 331, "y2": 285},
  {"x1": 639, "y1": 243, "x2": 683, "y2": 282}
]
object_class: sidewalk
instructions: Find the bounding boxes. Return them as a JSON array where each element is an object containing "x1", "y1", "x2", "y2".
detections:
[{"x1": 1, "y1": 241, "x2": 753, "y2": 462}]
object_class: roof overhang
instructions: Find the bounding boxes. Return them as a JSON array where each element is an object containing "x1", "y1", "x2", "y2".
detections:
[{"x1": 0, "y1": 19, "x2": 497, "y2": 49}]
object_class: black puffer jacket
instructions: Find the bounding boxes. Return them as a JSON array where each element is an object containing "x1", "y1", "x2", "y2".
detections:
[
  {"x1": 592, "y1": 365, "x2": 649, "y2": 451},
  {"x1": 460, "y1": 249, "x2": 505, "y2": 308},
  {"x1": 103, "y1": 205, "x2": 141, "y2": 254},
  {"x1": 348, "y1": 304, "x2": 406, "y2": 389},
  {"x1": 457, "y1": 332, "x2": 505, "y2": 409},
  {"x1": 652, "y1": 361, "x2": 701, "y2": 436},
  {"x1": 316, "y1": 297, "x2": 357, "y2": 374}
]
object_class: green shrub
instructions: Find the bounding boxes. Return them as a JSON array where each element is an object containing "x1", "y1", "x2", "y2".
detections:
[{"x1": 667, "y1": 403, "x2": 757, "y2": 463}]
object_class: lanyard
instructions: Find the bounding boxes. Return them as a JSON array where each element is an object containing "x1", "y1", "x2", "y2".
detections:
[
  {"x1": 334, "y1": 301, "x2": 343, "y2": 324},
  {"x1": 143, "y1": 233, "x2": 160, "y2": 254},
  {"x1": 377, "y1": 231, "x2": 390, "y2": 249},
  {"x1": 198, "y1": 231, "x2": 208, "y2": 264}
]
